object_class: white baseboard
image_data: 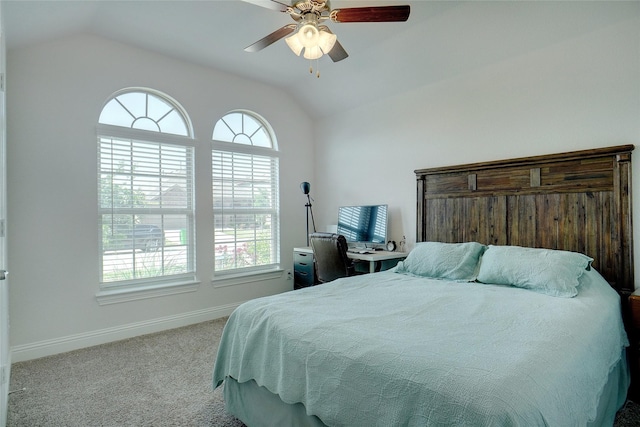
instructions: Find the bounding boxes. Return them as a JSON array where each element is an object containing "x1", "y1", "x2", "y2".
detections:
[{"x1": 11, "y1": 302, "x2": 242, "y2": 363}]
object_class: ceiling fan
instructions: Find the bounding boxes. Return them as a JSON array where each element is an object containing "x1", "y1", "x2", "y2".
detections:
[{"x1": 243, "y1": 0, "x2": 411, "y2": 66}]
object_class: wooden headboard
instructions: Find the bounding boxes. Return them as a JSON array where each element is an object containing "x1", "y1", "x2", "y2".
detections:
[{"x1": 415, "y1": 145, "x2": 635, "y2": 294}]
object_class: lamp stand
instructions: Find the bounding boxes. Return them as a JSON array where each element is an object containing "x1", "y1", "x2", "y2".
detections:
[{"x1": 305, "y1": 194, "x2": 317, "y2": 246}]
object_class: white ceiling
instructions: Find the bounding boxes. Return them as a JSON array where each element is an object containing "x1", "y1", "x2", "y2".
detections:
[{"x1": 3, "y1": 0, "x2": 638, "y2": 118}]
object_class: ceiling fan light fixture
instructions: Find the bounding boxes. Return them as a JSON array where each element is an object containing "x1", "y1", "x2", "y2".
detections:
[
  {"x1": 245, "y1": 1, "x2": 411, "y2": 70},
  {"x1": 303, "y1": 45, "x2": 323, "y2": 60},
  {"x1": 318, "y1": 29, "x2": 337, "y2": 54},
  {"x1": 285, "y1": 33, "x2": 304, "y2": 56},
  {"x1": 297, "y1": 23, "x2": 320, "y2": 49}
]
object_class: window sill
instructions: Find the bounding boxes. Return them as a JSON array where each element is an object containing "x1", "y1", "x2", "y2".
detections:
[
  {"x1": 212, "y1": 268, "x2": 284, "y2": 288},
  {"x1": 96, "y1": 279, "x2": 201, "y2": 306}
]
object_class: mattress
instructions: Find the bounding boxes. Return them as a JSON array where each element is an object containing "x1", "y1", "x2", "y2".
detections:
[{"x1": 213, "y1": 268, "x2": 629, "y2": 426}]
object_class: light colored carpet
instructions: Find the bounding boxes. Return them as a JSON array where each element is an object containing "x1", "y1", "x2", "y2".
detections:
[
  {"x1": 8, "y1": 317, "x2": 244, "y2": 427},
  {"x1": 7, "y1": 316, "x2": 640, "y2": 426}
]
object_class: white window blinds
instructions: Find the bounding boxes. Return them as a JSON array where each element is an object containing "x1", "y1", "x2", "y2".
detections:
[{"x1": 99, "y1": 137, "x2": 195, "y2": 284}]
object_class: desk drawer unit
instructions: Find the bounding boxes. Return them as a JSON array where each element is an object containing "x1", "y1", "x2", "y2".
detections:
[{"x1": 294, "y1": 251, "x2": 315, "y2": 289}]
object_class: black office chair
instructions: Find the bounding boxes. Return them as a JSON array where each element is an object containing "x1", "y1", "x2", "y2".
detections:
[{"x1": 309, "y1": 232, "x2": 356, "y2": 283}]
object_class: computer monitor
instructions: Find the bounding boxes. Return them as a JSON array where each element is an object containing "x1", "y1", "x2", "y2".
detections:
[{"x1": 336, "y1": 204, "x2": 388, "y2": 246}]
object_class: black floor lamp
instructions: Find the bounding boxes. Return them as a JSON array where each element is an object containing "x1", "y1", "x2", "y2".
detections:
[{"x1": 301, "y1": 182, "x2": 316, "y2": 246}]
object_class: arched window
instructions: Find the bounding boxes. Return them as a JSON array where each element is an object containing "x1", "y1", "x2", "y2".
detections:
[
  {"x1": 99, "y1": 90, "x2": 190, "y2": 135},
  {"x1": 97, "y1": 88, "x2": 195, "y2": 290},
  {"x1": 212, "y1": 111, "x2": 280, "y2": 275}
]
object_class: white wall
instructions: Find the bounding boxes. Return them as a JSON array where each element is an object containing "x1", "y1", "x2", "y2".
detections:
[
  {"x1": 6, "y1": 34, "x2": 314, "y2": 361},
  {"x1": 314, "y1": 14, "x2": 640, "y2": 284}
]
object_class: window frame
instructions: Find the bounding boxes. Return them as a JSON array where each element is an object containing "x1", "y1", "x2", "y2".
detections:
[{"x1": 96, "y1": 88, "x2": 198, "y2": 304}]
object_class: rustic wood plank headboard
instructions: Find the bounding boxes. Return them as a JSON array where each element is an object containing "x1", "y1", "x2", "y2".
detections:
[{"x1": 415, "y1": 145, "x2": 634, "y2": 294}]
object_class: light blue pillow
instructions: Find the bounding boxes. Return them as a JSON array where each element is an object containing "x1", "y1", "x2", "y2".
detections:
[
  {"x1": 395, "y1": 241, "x2": 486, "y2": 282},
  {"x1": 476, "y1": 245, "x2": 593, "y2": 298}
]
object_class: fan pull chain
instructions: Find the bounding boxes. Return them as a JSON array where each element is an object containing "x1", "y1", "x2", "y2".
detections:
[
  {"x1": 308, "y1": 59, "x2": 320, "y2": 78},
  {"x1": 308, "y1": 59, "x2": 321, "y2": 78}
]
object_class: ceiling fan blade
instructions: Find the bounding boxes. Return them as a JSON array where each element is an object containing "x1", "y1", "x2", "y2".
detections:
[
  {"x1": 327, "y1": 39, "x2": 349, "y2": 62},
  {"x1": 330, "y1": 5, "x2": 410, "y2": 23},
  {"x1": 244, "y1": 25, "x2": 297, "y2": 53},
  {"x1": 241, "y1": 0, "x2": 291, "y2": 12}
]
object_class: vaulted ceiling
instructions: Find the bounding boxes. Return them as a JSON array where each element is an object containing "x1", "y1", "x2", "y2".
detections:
[{"x1": 3, "y1": 0, "x2": 637, "y2": 118}]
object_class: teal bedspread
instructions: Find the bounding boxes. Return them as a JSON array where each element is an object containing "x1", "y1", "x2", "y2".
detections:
[{"x1": 213, "y1": 269, "x2": 628, "y2": 426}]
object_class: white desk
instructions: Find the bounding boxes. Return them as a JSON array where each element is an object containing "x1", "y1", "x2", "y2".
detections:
[{"x1": 294, "y1": 247, "x2": 408, "y2": 274}]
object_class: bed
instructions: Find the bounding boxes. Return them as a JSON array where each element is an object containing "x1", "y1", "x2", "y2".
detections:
[{"x1": 213, "y1": 145, "x2": 634, "y2": 426}]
